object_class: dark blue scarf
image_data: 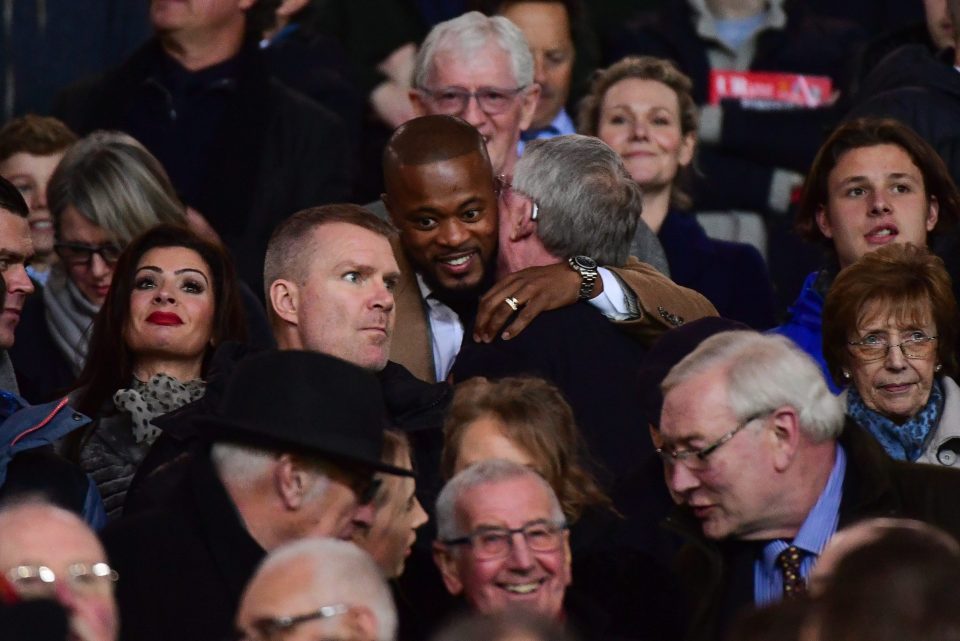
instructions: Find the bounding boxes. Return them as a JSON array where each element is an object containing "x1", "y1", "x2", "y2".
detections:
[{"x1": 847, "y1": 378, "x2": 944, "y2": 461}]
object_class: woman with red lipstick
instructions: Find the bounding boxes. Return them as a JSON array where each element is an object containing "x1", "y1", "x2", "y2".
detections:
[
  {"x1": 578, "y1": 56, "x2": 776, "y2": 329},
  {"x1": 823, "y1": 244, "x2": 960, "y2": 467},
  {"x1": 69, "y1": 224, "x2": 246, "y2": 518}
]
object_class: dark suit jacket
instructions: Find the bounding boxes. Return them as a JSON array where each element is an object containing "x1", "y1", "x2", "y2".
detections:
[
  {"x1": 54, "y1": 38, "x2": 350, "y2": 292},
  {"x1": 451, "y1": 302, "x2": 649, "y2": 486},
  {"x1": 104, "y1": 449, "x2": 264, "y2": 641},
  {"x1": 659, "y1": 211, "x2": 776, "y2": 330},
  {"x1": 669, "y1": 421, "x2": 960, "y2": 641}
]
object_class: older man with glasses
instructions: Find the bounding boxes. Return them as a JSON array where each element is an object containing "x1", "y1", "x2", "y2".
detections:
[
  {"x1": 396, "y1": 10, "x2": 670, "y2": 284},
  {"x1": 429, "y1": 459, "x2": 673, "y2": 641},
  {"x1": 0, "y1": 500, "x2": 119, "y2": 641},
  {"x1": 653, "y1": 330, "x2": 960, "y2": 641},
  {"x1": 236, "y1": 538, "x2": 397, "y2": 641}
]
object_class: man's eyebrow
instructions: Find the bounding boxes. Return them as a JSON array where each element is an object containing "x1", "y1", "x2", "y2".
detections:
[
  {"x1": 0, "y1": 251, "x2": 25, "y2": 262},
  {"x1": 457, "y1": 195, "x2": 489, "y2": 210}
]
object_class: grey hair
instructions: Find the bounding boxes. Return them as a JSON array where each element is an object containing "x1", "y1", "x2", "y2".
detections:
[
  {"x1": 211, "y1": 441, "x2": 336, "y2": 501},
  {"x1": 210, "y1": 441, "x2": 278, "y2": 489},
  {"x1": 513, "y1": 135, "x2": 642, "y2": 265},
  {"x1": 256, "y1": 538, "x2": 398, "y2": 641},
  {"x1": 47, "y1": 130, "x2": 186, "y2": 244},
  {"x1": 435, "y1": 459, "x2": 564, "y2": 542},
  {"x1": 413, "y1": 11, "x2": 534, "y2": 90},
  {"x1": 661, "y1": 331, "x2": 845, "y2": 442}
]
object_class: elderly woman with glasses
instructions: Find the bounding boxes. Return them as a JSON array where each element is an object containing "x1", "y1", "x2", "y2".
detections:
[{"x1": 822, "y1": 243, "x2": 960, "y2": 465}]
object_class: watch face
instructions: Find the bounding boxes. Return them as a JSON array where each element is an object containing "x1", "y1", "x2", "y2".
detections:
[{"x1": 573, "y1": 255, "x2": 597, "y2": 271}]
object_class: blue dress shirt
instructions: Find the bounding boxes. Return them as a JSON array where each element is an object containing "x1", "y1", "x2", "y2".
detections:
[
  {"x1": 754, "y1": 444, "x2": 847, "y2": 604},
  {"x1": 517, "y1": 109, "x2": 576, "y2": 155}
]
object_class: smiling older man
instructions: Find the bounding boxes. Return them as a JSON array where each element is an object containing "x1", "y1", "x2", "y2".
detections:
[
  {"x1": 430, "y1": 459, "x2": 677, "y2": 640},
  {"x1": 433, "y1": 460, "x2": 571, "y2": 618}
]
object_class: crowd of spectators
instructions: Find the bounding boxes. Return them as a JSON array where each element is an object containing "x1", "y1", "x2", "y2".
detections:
[{"x1": 3, "y1": 1, "x2": 960, "y2": 641}]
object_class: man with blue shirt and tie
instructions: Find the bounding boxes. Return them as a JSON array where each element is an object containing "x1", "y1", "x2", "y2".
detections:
[
  {"x1": 496, "y1": 0, "x2": 578, "y2": 153},
  {"x1": 655, "y1": 330, "x2": 960, "y2": 641}
]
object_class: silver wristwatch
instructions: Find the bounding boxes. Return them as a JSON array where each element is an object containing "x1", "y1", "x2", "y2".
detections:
[{"x1": 568, "y1": 255, "x2": 598, "y2": 300}]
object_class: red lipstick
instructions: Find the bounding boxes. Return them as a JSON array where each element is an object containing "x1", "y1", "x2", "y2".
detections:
[{"x1": 147, "y1": 311, "x2": 183, "y2": 326}]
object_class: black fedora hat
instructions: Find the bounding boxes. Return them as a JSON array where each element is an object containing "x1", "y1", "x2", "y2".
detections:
[{"x1": 195, "y1": 350, "x2": 413, "y2": 476}]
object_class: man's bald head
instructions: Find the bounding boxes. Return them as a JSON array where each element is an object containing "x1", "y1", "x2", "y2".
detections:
[{"x1": 383, "y1": 115, "x2": 491, "y2": 186}]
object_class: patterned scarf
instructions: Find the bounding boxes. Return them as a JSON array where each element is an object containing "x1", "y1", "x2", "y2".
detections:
[
  {"x1": 847, "y1": 378, "x2": 945, "y2": 461},
  {"x1": 113, "y1": 373, "x2": 206, "y2": 445}
]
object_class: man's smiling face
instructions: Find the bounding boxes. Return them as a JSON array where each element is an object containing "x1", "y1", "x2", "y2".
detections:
[
  {"x1": 385, "y1": 150, "x2": 498, "y2": 296},
  {"x1": 435, "y1": 475, "x2": 571, "y2": 618}
]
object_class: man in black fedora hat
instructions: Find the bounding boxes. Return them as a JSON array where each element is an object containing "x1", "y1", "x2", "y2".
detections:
[{"x1": 101, "y1": 350, "x2": 412, "y2": 641}]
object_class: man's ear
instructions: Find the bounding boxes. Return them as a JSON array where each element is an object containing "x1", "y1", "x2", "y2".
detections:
[
  {"x1": 345, "y1": 606, "x2": 379, "y2": 641},
  {"x1": 510, "y1": 200, "x2": 538, "y2": 242},
  {"x1": 814, "y1": 205, "x2": 833, "y2": 239},
  {"x1": 769, "y1": 406, "x2": 801, "y2": 472},
  {"x1": 433, "y1": 543, "x2": 463, "y2": 596},
  {"x1": 269, "y1": 279, "x2": 299, "y2": 326},
  {"x1": 275, "y1": 454, "x2": 309, "y2": 510},
  {"x1": 648, "y1": 424, "x2": 663, "y2": 449},
  {"x1": 562, "y1": 530, "x2": 572, "y2": 586}
]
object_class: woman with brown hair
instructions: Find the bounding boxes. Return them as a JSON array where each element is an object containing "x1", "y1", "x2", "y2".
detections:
[
  {"x1": 70, "y1": 223, "x2": 247, "y2": 518},
  {"x1": 822, "y1": 243, "x2": 960, "y2": 465},
  {"x1": 442, "y1": 376, "x2": 612, "y2": 527}
]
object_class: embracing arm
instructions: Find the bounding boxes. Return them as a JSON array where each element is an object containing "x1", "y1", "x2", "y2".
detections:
[{"x1": 473, "y1": 258, "x2": 717, "y2": 344}]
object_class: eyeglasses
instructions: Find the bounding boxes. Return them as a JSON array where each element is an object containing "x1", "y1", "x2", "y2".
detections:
[
  {"x1": 442, "y1": 519, "x2": 568, "y2": 560},
  {"x1": 656, "y1": 412, "x2": 769, "y2": 471},
  {"x1": 5, "y1": 563, "x2": 118, "y2": 598},
  {"x1": 847, "y1": 334, "x2": 938, "y2": 362},
  {"x1": 54, "y1": 242, "x2": 123, "y2": 268},
  {"x1": 417, "y1": 85, "x2": 528, "y2": 116},
  {"x1": 238, "y1": 603, "x2": 350, "y2": 641}
]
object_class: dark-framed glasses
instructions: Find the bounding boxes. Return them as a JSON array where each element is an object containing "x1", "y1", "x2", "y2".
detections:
[
  {"x1": 416, "y1": 85, "x2": 528, "y2": 115},
  {"x1": 847, "y1": 334, "x2": 938, "y2": 362},
  {"x1": 238, "y1": 603, "x2": 350, "y2": 641},
  {"x1": 656, "y1": 412, "x2": 769, "y2": 471},
  {"x1": 5, "y1": 562, "x2": 118, "y2": 598},
  {"x1": 442, "y1": 519, "x2": 568, "y2": 560},
  {"x1": 54, "y1": 242, "x2": 123, "y2": 268}
]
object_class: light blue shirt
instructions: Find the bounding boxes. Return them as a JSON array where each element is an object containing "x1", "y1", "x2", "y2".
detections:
[
  {"x1": 714, "y1": 12, "x2": 767, "y2": 51},
  {"x1": 754, "y1": 444, "x2": 846, "y2": 605},
  {"x1": 517, "y1": 109, "x2": 576, "y2": 156}
]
